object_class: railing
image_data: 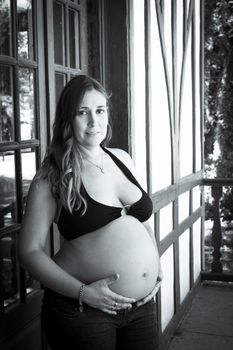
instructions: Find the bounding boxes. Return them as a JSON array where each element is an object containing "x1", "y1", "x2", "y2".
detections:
[{"x1": 202, "y1": 178, "x2": 233, "y2": 282}]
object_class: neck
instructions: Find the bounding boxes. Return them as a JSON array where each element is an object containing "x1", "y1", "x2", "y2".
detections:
[{"x1": 78, "y1": 144, "x2": 103, "y2": 160}]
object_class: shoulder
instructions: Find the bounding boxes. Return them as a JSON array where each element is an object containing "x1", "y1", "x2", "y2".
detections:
[
  {"x1": 30, "y1": 174, "x2": 52, "y2": 194},
  {"x1": 27, "y1": 174, "x2": 57, "y2": 211},
  {"x1": 105, "y1": 147, "x2": 135, "y2": 173}
]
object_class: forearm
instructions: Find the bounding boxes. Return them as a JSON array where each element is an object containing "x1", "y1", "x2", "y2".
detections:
[{"x1": 20, "y1": 249, "x2": 82, "y2": 299}]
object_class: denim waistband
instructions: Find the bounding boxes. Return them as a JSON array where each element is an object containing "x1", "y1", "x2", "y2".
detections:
[{"x1": 42, "y1": 287, "x2": 155, "y2": 312}]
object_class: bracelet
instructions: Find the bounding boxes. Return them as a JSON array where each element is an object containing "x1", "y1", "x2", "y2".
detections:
[{"x1": 78, "y1": 284, "x2": 86, "y2": 312}]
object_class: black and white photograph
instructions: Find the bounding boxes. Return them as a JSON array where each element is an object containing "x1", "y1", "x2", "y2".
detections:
[{"x1": 0, "y1": 1, "x2": 233, "y2": 349}]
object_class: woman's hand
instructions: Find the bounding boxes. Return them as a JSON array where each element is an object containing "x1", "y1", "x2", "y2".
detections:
[
  {"x1": 82, "y1": 273, "x2": 136, "y2": 315},
  {"x1": 136, "y1": 268, "x2": 164, "y2": 307}
]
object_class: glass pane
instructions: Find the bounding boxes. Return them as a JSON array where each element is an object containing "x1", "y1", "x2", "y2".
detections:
[
  {"x1": 69, "y1": 9, "x2": 80, "y2": 69},
  {"x1": 195, "y1": 0, "x2": 202, "y2": 172},
  {"x1": 0, "y1": 65, "x2": 14, "y2": 142},
  {"x1": 0, "y1": 0, "x2": 12, "y2": 56},
  {"x1": 1, "y1": 234, "x2": 19, "y2": 308},
  {"x1": 17, "y1": 0, "x2": 34, "y2": 60},
  {"x1": 19, "y1": 67, "x2": 35, "y2": 140},
  {"x1": 193, "y1": 185, "x2": 201, "y2": 212},
  {"x1": 179, "y1": 229, "x2": 190, "y2": 302},
  {"x1": 19, "y1": 148, "x2": 40, "y2": 297},
  {"x1": 53, "y1": 1, "x2": 65, "y2": 65},
  {"x1": 176, "y1": 0, "x2": 183, "y2": 90},
  {"x1": 161, "y1": 246, "x2": 174, "y2": 331},
  {"x1": 178, "y1": 191, "x2": 190, "y2": 223},
  {"x1": 69, "y1": 10, "x2": 75, "y2": 68},
  {"x1": 21, "y1": 148, "x2": 36, "y2": 208},
  {"x1": 131, "y1": 0, "x2": 147, "y2": 189},
  {"x1": 193, "y1": 218, "x2": 201, "y2": 282},
  {"x1": 179, "y1": 26, "x2": 193, "y2": 178},
  {"x1": 150, "y1": 0, "x2": 172, "y2": 192},
  {"x1": 160, "y1": 203, "x2": 173, "y2": 240},
  {"x1": 55, "y1": 72, "x2": 66, "y2": 103},
  {"x1": 164, "y1": 0, "x2": 172, "y2": 92},
  {"x1": 0, "y1": 151, "x2": 17, "y2": 229}
]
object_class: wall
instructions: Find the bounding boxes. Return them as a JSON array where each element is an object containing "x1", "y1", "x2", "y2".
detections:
[{"x1": 128, "y1": 0, "x2": 204, "y2": 347}]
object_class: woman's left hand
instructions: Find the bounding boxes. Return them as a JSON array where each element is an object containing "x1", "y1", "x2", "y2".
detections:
[{"x1": 136, "y1": 268, "x2": 163, "y2": 307}]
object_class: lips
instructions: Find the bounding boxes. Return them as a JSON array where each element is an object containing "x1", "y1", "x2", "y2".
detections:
[{"x1": 86, "y1": 131, "x2": 101, "y2": 135}]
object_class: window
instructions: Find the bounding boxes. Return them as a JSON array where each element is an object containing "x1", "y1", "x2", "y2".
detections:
[
  {"x1": 0, "y1": 0, "x2": 40, "y2": 312},
  {"x1": 0, "y1": 0, "x2": 89, "y2": 314},
  {"x1": 46, "y1": 0, "x2": 87, "y2": 128}
]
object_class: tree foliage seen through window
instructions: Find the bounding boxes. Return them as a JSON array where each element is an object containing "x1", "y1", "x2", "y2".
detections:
[{"x1": 205, "y1": 0, "x2": 233, "y2": 222}]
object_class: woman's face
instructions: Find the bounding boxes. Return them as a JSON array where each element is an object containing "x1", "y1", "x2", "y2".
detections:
[{"x1": 72, "y1": 89, "x2": 108, "y2": 148}]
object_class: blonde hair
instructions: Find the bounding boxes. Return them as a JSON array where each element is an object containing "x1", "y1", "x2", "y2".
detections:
[{"x1": 38, "y1": 75, "x2": 112, "y2": 214}]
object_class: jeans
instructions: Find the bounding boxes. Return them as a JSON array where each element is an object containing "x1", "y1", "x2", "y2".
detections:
[{"x1": 41, "y1": 288, "x2": 159, "y2": 350}]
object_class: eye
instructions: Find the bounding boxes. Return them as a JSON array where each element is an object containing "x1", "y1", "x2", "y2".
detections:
[
  {"x1": 77, "y1": 109, "x2": 88, "y2": 117},
  {"x1": 96, "y1": 108, "x2": 107, "y2": 115}
]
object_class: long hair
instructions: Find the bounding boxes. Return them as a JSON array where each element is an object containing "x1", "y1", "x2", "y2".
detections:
[{"x1": 38, "y1": 75, "x2": 112, "y2": 214}]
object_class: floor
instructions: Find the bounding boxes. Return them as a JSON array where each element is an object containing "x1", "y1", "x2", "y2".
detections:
[{"x1": 165, "y1": 281, "x2": 233, "y2": 350}]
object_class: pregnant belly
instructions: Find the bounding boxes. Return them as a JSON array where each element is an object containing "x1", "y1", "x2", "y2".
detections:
[{"x1": 54, "y1": 216, "x2": 159, "y2": 300}]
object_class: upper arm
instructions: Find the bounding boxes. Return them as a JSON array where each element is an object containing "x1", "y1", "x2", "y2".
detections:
[{"x1": 19, "y1": 176, "x2": 57, "y2": 256}]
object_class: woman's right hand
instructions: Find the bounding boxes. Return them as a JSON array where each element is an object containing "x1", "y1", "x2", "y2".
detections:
[{"x1": 82, "y1": 273, "x2": 136, "y2": 315}]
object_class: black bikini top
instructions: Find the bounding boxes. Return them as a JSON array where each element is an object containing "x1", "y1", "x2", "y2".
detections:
[{"x1": 57, "y1": 147, "x2": 153, "y2": 240}]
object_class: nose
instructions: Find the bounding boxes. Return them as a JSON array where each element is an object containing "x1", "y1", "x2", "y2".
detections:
[{"x1": 88, "y1": 110, "x2": 98, "y2": 126}]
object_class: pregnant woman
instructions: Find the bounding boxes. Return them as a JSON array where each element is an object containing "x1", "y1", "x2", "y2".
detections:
[{"x1": 19, "y1": 75, "x2": 163, "y2": 350}]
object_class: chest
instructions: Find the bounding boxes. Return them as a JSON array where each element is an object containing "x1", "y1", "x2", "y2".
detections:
[{"x1": 81, "y1": 161, "x2": 142, "y2": 207}]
